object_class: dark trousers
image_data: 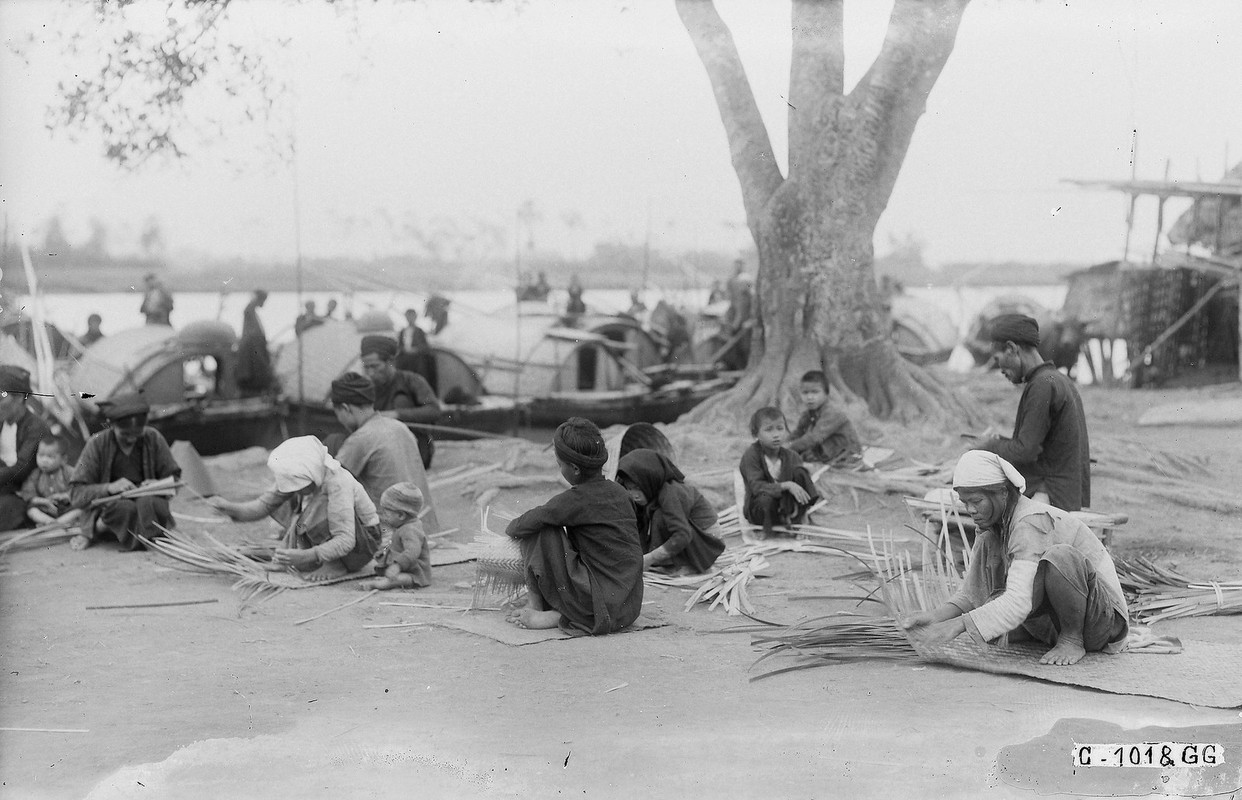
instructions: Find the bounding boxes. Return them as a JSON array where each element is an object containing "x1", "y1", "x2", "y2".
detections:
[
  {"x1": 0, "y1": 492, "x2": 30, "y2": 530},
  {"x1": 744, "y1": 467, "x2": 819, "y2": 535},
  {"x1": 94, "y1": 497, "x2": 174, "y2": 550}
]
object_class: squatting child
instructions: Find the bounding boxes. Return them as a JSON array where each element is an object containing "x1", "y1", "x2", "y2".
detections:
[
  {"x1": 740, "y1": 406, "x2": 820, "y2": 539},
  {"x1": 788, "y1": 370, "x2": 862, "y2": 466},
  {"x1": 361, "y1": 482, "x2": 432, "y2": 590},
  {"x1": 19, "y1": 435, "x2": 82, "y2": 528},
  {"x1": 504, "y1": 417, "x2": 644, "y2": 634}
]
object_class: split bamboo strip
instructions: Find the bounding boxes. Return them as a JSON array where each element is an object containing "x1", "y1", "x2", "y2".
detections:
[
  {"x1": 363, "y1": 621, "x2": 433, "y2": 629},
  {"x1": 87, "y1": 599, "x2": 219, "y2": 610},
  {"x1": 0, "y1": 727, "x2": 89, "y2": 733},
  {"x1": 294, "y1": 590, "x2": 379, "y2": 626}
]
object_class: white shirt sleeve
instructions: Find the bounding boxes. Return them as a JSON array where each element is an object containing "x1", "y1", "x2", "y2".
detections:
[{"x1": 964, "y1": 559, "x2": 1037, "y2": 643}]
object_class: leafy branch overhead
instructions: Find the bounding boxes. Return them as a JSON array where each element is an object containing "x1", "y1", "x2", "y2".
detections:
[{"x1": 44, "y1": 0, "x2": 291, "y2": 168}]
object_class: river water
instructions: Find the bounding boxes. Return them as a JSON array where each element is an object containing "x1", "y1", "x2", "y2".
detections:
[{"x1": 8, "y1": 282, "x2": 1121, "y2": 379}]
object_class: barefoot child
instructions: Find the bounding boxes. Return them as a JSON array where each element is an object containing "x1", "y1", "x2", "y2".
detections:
[
  {"x1": 788, "y1": 370, "x2": 862, "y2": 466},
  {"x1": 19, "y1": 435, "x2": 82, "y2": 528},
  {"x1": 902, "y1": 450, "x2": 1128, "y2": 666},
  {"x1": 504, "y1": 417, "x2": 643, "y2": 634},
  {"x1": 361, "y1": 482, "x2": 432, "y2": 590},
  {"x1": 616, "y1": 448, "x2": 724, "y2": 574},
  {"x1": 209, "y1": 436, "x2": 381, "y2": 583},
  {"x1": 739, "y1": 406, "x2": 820, "y2": 539}
]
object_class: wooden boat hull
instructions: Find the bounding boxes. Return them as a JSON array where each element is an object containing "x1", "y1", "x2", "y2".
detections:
[
  {"x1": 147, "y1": 398, "x2": 287, "y2": 456},
  {"x1": 285, "y1": 397, "x2": 527, "y2": 442},
  {"x1": 526, "y1": 378, "x2": 735, "y2": 429}
]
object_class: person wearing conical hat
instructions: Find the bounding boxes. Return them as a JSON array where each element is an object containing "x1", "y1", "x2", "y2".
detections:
[{"x1": 902, "y1": 450, "x2": 1128, "y2": 666}]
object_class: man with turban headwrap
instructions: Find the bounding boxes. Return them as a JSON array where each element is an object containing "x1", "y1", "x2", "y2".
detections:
[
  {"x1": 329, "y1": 372, "x2": 440, "y2": 534},
  {"x1": 903, "y1": 450, "x2": 1127, "y2": 666},
  {"x1": 978, "y1": 313, "x2": 1091, "y2": 511},
  {"x1": 504, "y1": 417, "x2": 643, "y2": 634},
  {"x1": 68, "y1": 393, "x2": 181, "y2": 551},
  {"x1": 359, "y1": 334, "x2": 441, "y2": 468},
  {"x1": 209, "y1": 436, "x2": 381, "y2": 582}
]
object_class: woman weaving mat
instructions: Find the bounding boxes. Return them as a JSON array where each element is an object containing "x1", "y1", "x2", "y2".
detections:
[
  {"x1": 209, "y1": 437, "x2": 381, "y2": 582},
  {"x1": 902, "y1": 450, "x2": 1128, "y2": 665}
]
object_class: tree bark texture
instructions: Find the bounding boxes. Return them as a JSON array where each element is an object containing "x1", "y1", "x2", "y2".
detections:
[{"x1": 677, "y1": 0, "x2": 978, "y2": 425}]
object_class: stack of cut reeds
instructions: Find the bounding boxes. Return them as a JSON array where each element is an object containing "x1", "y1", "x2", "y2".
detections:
[
  {"x1": 1093, "y1": 438, "x2": 1240, "y2": 515},
  {"x1": 90, "y1": 476, "x2": 182, "y2": 509},
  {"x1": 141, "y1": 527, "x2": 287, "y2": 607},
  {"x1": 1115, "y1": 557, "x2": 1242, "y2": 623},
  {"x1": 0, "y1": 521, "x2": 79, "y2": 555}
]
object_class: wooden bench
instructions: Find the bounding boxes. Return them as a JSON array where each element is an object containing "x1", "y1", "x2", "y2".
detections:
[{"x1": 903, "y1": 496, "x2": 1129, "y2": 548}]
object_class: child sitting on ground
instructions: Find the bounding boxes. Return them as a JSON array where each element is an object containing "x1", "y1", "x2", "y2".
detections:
[
  {"x1": 361, "y1": 482, "x2": 432, "y2": 591},
  {"x1": 19, "y1": 435, "x2": 82, "y2": 528},
  {"x1": 616, "y1": 448, "x2": 724, "y2": 574},
  {"x1": 788, "y1": 370, "x2": 862, "y2": 467},
  {"x1": 504, "y1": 417, "x2": 644, "y2": 634},
  {"x1": 740, "y1": 406, "x2": 820, "y2": 539}
]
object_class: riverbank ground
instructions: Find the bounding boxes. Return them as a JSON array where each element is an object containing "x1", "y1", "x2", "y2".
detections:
[{"x1": 1, "y1": 370, "x2": 1240, "y2": 799}]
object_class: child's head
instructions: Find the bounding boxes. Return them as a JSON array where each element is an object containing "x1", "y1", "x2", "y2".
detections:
[
  {"x1": 379, "y1": 482, "x2": 424, "y2": 529},
  {"x1": 552, "y1": 417, "x2": 608, "y2": 485},
  {"x1": 36, "y1": 435, "x2": 67, "y2": 472},
  {"x1": 749, "y1": 406, "x2": 788, "y2": 451},
  {"x1": 799, "y1": 371, "x2": 829, "y2": 410}
]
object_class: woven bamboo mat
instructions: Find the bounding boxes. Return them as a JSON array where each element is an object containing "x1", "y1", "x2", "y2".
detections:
[
  {"x1": 417, "y1": 606, "x2": 669, "y2": 646},
  {"x1": 914, "y1": 638, "x2": 1242, "y2": 708}
]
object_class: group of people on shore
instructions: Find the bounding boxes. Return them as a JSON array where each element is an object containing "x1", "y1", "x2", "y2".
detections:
[{"x1": 1, "y1": 305, "x2": 1121, "y2": 664}]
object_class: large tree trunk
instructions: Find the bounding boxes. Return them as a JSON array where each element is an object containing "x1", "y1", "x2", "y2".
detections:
[{"x1": 677, "y1": 0, "x2": 979, "y2": 427}]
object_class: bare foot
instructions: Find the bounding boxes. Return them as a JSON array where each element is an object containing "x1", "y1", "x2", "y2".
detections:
[
  {"x1": 360, "y1": 578, "x2": 396, "y2": 591},
  {"x1": 302, "y1": 561, "x2": 349, "y2": 583},
  {"x1": 1040, "y1": 636, "x2": 1086, "y2": 665},
  {"x1": 513, "y1": 608, "x2": 561, "y2": 630},
  {"x1": 69, "y1": 534, "x2": 93, "y2": 551}
]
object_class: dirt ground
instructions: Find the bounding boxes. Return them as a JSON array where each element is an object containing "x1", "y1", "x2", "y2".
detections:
[{"x1": 2, "y1": 369, "x2": 1240, "y2": 799}]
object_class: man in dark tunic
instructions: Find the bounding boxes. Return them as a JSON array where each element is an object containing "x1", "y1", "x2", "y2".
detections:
[
  {"x1": 978, "y1": 314, "x2": 1091, "y2": 511},
  {"x1": 359, "y1": 335, "x2": 441, "y2": 468},
  {"x1": 69, "y1": 394, "x2": 181, "y2": 550},
  {"x1": 505, "y1": 418, "x2": 643, "y2": 635},
  {"x1": 0, "y1": 366, "x2": 51, "y2": 530}
]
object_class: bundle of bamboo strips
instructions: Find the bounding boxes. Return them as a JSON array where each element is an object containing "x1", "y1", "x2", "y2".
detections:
[
  {"x1": 0, "y1": 521, "x2": 79, "y2": 555},
  {"x1": 140, "y1": 528, "x2": 287, "y2": 607},
  {"x1": 1115, "y1": 557, "x2": 1242, "y2": 622},
  {"x1": 89, "y1": 477, "x2": 182, "y2": 509}
]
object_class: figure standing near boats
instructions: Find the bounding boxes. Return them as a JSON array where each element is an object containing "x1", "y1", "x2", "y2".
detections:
[
  {"x1": 566, "y1": 275, "x2": 587, "y2": 316},
  {"x1": 396, "y1": 308, "x2": 437, "y2": 391},
  {"x1": 80, "y1": 313, "x2": 105, "y2": 348},
  {"x1": 139, "y1": 273, "x2": 174, "y2": 326},
  {"x1": 235, "y1": 290, "x2": 274, "y2": 397},
  {"x1": 721, "y1": 267, "x2": 755, "y2": 370},
  {"x1": 359, "y1": 335, "x2": 441, "y2": 469},
  {"x1": 0, "y1": 366, "x2": 52, "y2": 531},
  {"x1": 424, "y1": 294, "x2": 451, "y2": 335},
  {"x1": 294, "y1": 301, "x2": 323, "y2": 336},
  {"x1": 68, "y1": 393, "x2": 181, "y2": 551}
]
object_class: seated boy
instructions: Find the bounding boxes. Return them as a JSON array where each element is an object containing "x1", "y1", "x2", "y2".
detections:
[
  {"x1": 740, "y1": 406, "x2": 821, "y2": 539},
  {"x1": 788, "y1": 370, "x2": 862, "y2": 466},
  {"x1": 19, "y1": 435, "x2": 82, "y2": 528},
  {"x1": 504, "y1": 417, "x2": 644, "y2": 634},
  {"x1": 361, "y1": 482, "x2": 432, "y2": 591}
]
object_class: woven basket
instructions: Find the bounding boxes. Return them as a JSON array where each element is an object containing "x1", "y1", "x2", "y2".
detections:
[{"x1": 472, "y1": 536, "x2": 526, "y2": 607}]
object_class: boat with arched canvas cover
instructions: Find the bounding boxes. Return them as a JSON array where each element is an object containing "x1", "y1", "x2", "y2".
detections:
[
  {"x1": 273, "y1": 318, "x2": 527, "y2": 444},
  {"x1": 65, "y1": 321, "x2": 287, "y2": 455},
  {"x1": 430, "y1": 307, "x2": 738, "y2": 428}
]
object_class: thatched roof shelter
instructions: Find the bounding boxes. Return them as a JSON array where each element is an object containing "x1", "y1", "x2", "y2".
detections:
[{"x1": 1168, "y1": 162, "x2": 1242, "y2": 256}]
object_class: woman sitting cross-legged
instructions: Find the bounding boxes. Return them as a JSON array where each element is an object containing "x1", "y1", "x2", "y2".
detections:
[
  {"x1": 902, "y1": 450, "x2": 1128, "y2": 666},
  {"x1": 504, "y1": 417, "x2": 644, "y2": 634},
  {"x1": 210, "y1": 436, "x2": 381, "y2": 582},
  {"x1": 616, "y1": 448, "x2": 725, "y2": 575}
]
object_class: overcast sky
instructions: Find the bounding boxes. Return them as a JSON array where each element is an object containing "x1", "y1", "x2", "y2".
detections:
[{"x1": 1, "y1": 0, "x2": 1240, "y2": 270}]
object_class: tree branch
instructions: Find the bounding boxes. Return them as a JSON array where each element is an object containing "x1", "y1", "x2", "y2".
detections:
[
  {"x1": 676, "y1": 0, "x2": 784, "y2": 239},
  {"x1": 852, "y1": 0, "x2": 970, "y2": 212},
  {"x1": 788, "y1": 0, "x2": 844, "y2": 178}
]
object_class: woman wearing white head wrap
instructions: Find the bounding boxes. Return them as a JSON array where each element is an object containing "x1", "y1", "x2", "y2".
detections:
[
  {"x1": 901, "y1": 450, "x2": 1128, "y2": 666},
  {"x1": 210, "y1": 436, "x2": 381, "y2": 582}
]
